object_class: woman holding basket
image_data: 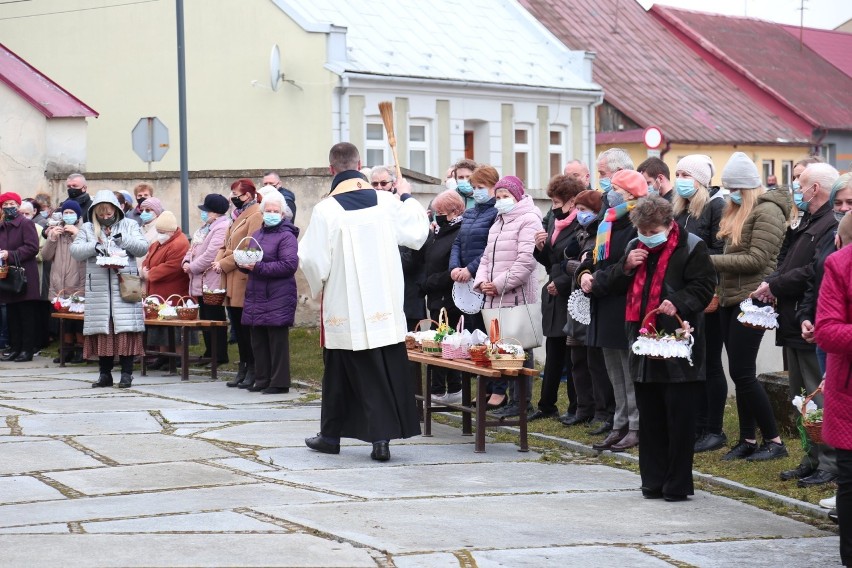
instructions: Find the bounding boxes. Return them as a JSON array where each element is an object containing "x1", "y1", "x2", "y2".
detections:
[
  {"x1": 183, "y1": 194, "x2": 230, "y2": 366},
  {"x1": 609, "y1": 195, "x2": 716, "y2": 501}
]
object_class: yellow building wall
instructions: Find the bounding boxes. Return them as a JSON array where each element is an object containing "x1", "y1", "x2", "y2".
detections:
[
  {"x1": 0, "y1": 0, "x2": 335, "y2": 173},
  {"x1": 619, "y1": 143, "x2": 811, "y2": 185}
]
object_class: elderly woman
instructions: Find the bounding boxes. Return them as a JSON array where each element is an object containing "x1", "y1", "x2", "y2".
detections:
[
  {"x1": 474, "y1": 175, "x2": 544, "y2": 418},
  {"x1": 142, "y1": 210, "x2": 190, "y2": 369},
  {"x1": 608, "y1": 195, "x2": 715, "y2": 501},
  {"x1": 135, "y1": 196, "x2": 162, "y2": 270},
  {"x1": 531, "y1": 174, "x2": 590, "y2": 423},
  {"x1": 422, "y1": 189, "x2": 466, "y2": 404},
  {"x1": 43, "y1": 200, "x2": 87, "y2": 363},
  {"x1": 20, "y1": 199, "x2": 53, "y2": 351},
  {"x1": 183, "y1": 194, "x2": 231, "y2": 365},
  {"x1": 0, "y1": 192, "x2": 41, "y2": 362},
  {"x1": 214, "y1": 179, "x2": 263, "y2": 388},
  {"x1": 71, "y1": 190, "x2": 148, "y2": 388},
  {"x1": 237, "y1": 192, "x2": 299, "y2": 394}
]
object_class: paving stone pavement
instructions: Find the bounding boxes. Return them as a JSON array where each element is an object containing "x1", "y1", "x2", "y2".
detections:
[{"x1": 0, "y1": 358, "x2": 840, "y2": 567}]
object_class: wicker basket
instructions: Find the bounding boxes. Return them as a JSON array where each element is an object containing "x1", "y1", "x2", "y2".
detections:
[
  {"x1": 0, "y1": 264, "x2": 8, "y2": 280},
  {"x1": 201, "y1": 268, "x2": 226, "y2": 306},
  {"x1": 802, "y1": 387, "x2": 824, "y2": 445},
  {"x1": 487, "y1": 337, "x2": 525, "y2": 370},
  {"x1": 53, "y1": 288, "x2": 75, "y2": 313},
  {"x1": 233, "y1": 236, "x2": 263, "y2": 266},
  {"x1": 441, "y1": 316, "x2": 470, "y2": 360},
  {"x1": 423, "y1": 309, "x2": 452, "y2": 356},
  {"x1": 631, "y1": 309, "x2": 694, "y2": 363},
  {"x1": 737, "y1": 296, "x2": 779, "y2": 330},
  {"x1": 468, "y1": 344, "x2": 490, "y2": 367},
  {"x1": 143, "y1": 294, "x2": 165, "y2": 320},
  {"x1": 171, "y1": 295, "x2": 199, "y2": 321},
  {"x1": 704, "y1": 294, "x2": 719, "y2": 314}
]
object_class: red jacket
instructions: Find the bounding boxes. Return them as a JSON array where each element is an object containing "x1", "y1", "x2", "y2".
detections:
[
  {"x1": 814, "y1": 244, "x2": 852, "y2": 450},
  {"x1": 142, "y1": 229, "x2": 190, "y2": 301}
]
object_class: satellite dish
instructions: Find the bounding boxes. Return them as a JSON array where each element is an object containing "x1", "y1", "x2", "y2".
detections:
[{"x1": 270, "y1": 44, "x2": 281, "y2": 92}]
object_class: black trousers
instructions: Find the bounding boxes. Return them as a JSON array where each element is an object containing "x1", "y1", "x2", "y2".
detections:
[
  {"x1": 697, "y1": 310, "x2": 727, "y2": 435},
  {"x1": 719, "y1": 306, "x2": 779, "y2": 440},
  {"x1": 6, "y1": 300, "x2": 38, "y2": 354},
  {"x1": 588, "y1": 345, "x2": 615, "y2": 422},
  {"x1": 250, "y1": 325, "x2": 290, "y2": 389},
  {"x1": 569, "y1": 344, "x2": 596, "y2": 419},
  {"x1": 199, "y1": 297, "x2": 228, "y2": 363},
  {"x1": 635, "y1": 381, "x2": 702, "y2": 497},
  {"x1": 538, "y1": 336, "x2": 573, "y2": 414},
  {"x1": 837, "y1": 449, "x2": 852, "y2": 566},
  {"x1": 226, "y1": 306, "x2": 253, "y2": 365}
]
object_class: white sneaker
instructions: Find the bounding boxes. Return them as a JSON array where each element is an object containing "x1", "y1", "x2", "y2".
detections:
[
  {"x1": 431, "y1": 392, "x2": 446, "y2": 403},
  {"x1": 820, "y1": 495, "x2": 836, "y2": 509},
  {"x1": 443, "y1": 390, "x2": 463, "y2": 405}
]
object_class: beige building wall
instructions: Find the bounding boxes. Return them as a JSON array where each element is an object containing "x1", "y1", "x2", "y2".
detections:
[{"x1": 0, "y1": 0, "x2": 335, "y2": 174}]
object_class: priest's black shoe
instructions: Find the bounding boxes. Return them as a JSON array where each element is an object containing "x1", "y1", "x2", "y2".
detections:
[
  {"x1": 91, "y1": 373, "x2": 113, "y2": 388},
  {"x1": 797, "y1": 469, "x2": 838, "y2": 488},
  {"x1": 305, "y1": 435, "x2": 340, "y2": 455},
  {"x1": 247, "y1": 382, "x2": 269, "y2": 392},
  {"x1": 641, "y1": 487, "x2": 663, "y2": 499},
  {"x1": 780, "y1": 463, "x2": 815, "y2": 481},
  {"x1": 13, "y1": 351, "x2": 33, "y2": 362},
  {"x1": 371, "y1": 441, "x2": 390, "y2": 462},
  {"x1": 0, "y1": 351, "x2": 19, "y2": 362},
  {"x1": 528, "y1": 409, "x2": 559, "y2": 421},
  {"x1": 664, "y1": 494, "x2": 689, "y2": 502}
]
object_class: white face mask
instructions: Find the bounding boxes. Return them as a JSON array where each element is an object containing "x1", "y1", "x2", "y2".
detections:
[
  {"x1": 156, "y1": 233, "x2": 171, "y2": 245},
  {"x1": 495, "y1": 197, "x2": 516, "y2": 215}
]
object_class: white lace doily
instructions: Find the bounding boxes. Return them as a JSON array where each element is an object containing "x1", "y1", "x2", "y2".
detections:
[
  {"x1": 452, "y1": 280, "x2": 485, "y2": 315},
  {"x1": 567, "y1": 289, "x2": 591, "y2": 325},
  {"x1": 737, "y1": 298, "x2": 779, "y2": 330},
  {"x1": 631, "y1": 335, "x2": 694, "y2": 366}
]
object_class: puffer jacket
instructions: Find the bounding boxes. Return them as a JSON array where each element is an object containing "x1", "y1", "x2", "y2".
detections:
[
  {"x1": 0, "y1": 215, "x2": 40, "y2": 304},
  {"x1": 215, "y1": 203, "x2": 263, "y2": 308},
  {"x1": 767, "y1": 200, "x2": 838, "y2": 348},
  {"x1": 143, "y1": 229, "x2": 190, "y2": 300},
  {"x1": 449, "y1": 198, "x2": 498, "y2": 276},
  {"x1": 534, "y1": 217, "x2": 582, "y2": 337},
  {"x1": 473, "y1": 195, "x2": 543, "y2": 309},
  {"x1": 815, "y1": 244, "x2": 852, "y2": 450},
  {"x1": 183, "y1": 215, "x2": 229, "y2": 297},
  {"x1": 42, "y1": 221, "x2": 86, "y2": 300},
  {"x1": 711, "y1": 189, "x2": 790, "y2": 308},
  {"x1": 674, "y1": 190, "x2": 725, "y2": 254},
  {"x1": 423, "y1": 221, "x2": 462, "y2": 312},
  {"x1": 241, "y1": 220, "x2": 299, "y2": 327},
  {"x1": 70, "y1": 192, "x2": 149, "y2": 335}
]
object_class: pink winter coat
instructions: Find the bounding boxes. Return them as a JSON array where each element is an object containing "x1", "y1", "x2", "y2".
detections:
[
  {"x1": 182, "y1": 215, "x2": 230, "y2": 297},
  {"x1": 473, "y1": 195, "x2": 543, "y2": 309},
  {"x1": 815, "y1": 244, "x2": 852, "y2": 450}
]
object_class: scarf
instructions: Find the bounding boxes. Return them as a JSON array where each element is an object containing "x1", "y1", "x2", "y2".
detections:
[
  {"x1": 551, "y1": 210, "x2": 577, "y2": 245},
  {"x1": 436, "y1": 215, "x2": 462, "y2": 234},
  {"x1": 234, "y1": 198, "x2": 256, "y2": 218},
  {"x1": 625, "y1": 222, "x2": 680, "y2": 328},
  {"x1": 593, "y1": 201, "x2": 636, "y2": 263}
]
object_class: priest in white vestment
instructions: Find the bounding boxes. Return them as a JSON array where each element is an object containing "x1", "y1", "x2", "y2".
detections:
[{"x1": 299, "y1": 142, "x2": 429, "y2": 461}]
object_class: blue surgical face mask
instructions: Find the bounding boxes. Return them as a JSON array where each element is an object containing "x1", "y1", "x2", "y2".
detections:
[
  {"x1": 495, "y1": 197, "x2": 515, "y2": 215},
  {"x1": 62, "y1": 213, "x2": 78, "y2": 225},
  {"x1": 39, "y1": 210, "x2": 49, "y2": 219},
  {"x1": 200, "y1": 211, "x2": 209, "y2": 224},
  {"x1": 606, "y1": 191, "x2": 625, "y2": 208},
  {"x1": 675, "y1": 178, "x2": 697, "y2": 199},
  {"x1": 456, "y1": 180, "x2": 473, "y2": 196},
  {"x1": 599, "y1": 178, "x2": 612, "y2": 192},
  {"x1": 140, "y1": 211, "x2": 155, "y2": 224},
  {"x1": 792, "y1": 180, "x2": 801, "y2": 192},
  {"x1": 793, "y1": 192, "x2": 806, "y2": 210},
  {"x1": 263, "y1": 212, "x2": 282, "y2": 227},
  {"x1": 577, "y1": 210, "x2": 596, "y2": 227},
  {"x1": 638, "y1": 230, "x2": 668, "y2": 249},
  {"x1": 730, "y1": 191, "x2": 742, "y2": 205},
  {"x1": 647, "y1": 185, "x2": 658, "y2": 196},
  {"x1": 472, "y1": 188, "x2": 490, "y2": 204}
]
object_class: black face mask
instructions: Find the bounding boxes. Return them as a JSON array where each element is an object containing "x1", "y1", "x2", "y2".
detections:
[
  {"x1": 98, "y1": 215, "x2": 117, "y2": 227},
  {"x1": 2, "y1": 207, "x2": 18, "y2": 221},
  {"x1": 435, "y1": 214, "x2": 449, "y2": 228},
  {"x1": 552, "y1": 207, "x2": 569, "y2": 221},
  {"x1": 67, "y1": 187, "x2": 84, "y2": 199},
  {"x1": 231, "y1": 196, "x2": 244, "y2": 209}
]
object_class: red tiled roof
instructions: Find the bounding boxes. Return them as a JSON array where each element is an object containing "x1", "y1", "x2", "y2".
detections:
[
  {"x1": 652, "y1": 6, "x2": 852, "y2": 131},
  {"x1": 596, "y1": 129, "x2": 644, "y2": 145},
  {"x1": 780, "y1": 25, "x2": 852, "y2": 79},
  {"x1": 0, "y1": 42, "x2": 97, "y2": 118},
  {"x1": 518, "y1": 0, "x2": 810, "y2": 145}
]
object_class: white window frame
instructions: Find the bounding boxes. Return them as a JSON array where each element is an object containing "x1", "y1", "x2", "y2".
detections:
[
  {"x1": 781, "y1": 160, "x2": 793, "y2": 188},
  {"x1": 514, "y1": 124, "x2": 533, "y2": 186},
  {"x1": 762, "y1": 159, "x2": 774, "y2": 185},
  {"x1": 548, "y1": 126, "x2": 568, "y2": 180},
  {"x1": 365, "y1": 119, "x2": 388, "y2": 168},
  {"x1": 408, "y1": 120, "x2": 431, "y2": 175}
]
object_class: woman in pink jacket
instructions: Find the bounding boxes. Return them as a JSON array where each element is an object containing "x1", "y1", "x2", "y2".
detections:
[
  {"x1": 473, "y1": 175, "x2": 543, "y2": 417},
  {"x1": 814, "y1": 212, "x2": 852, "y2": 562}
]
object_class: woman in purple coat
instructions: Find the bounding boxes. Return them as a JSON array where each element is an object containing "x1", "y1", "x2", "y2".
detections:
[
  {"x1": 236, "y1": 192, "x2": 299, "y2": 394},
  {"x1": 0, "y1": 192, "x2": 41, "y2": 362}
]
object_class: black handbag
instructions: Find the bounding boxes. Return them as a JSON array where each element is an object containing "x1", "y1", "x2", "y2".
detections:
[{"x1": 0, "y1": 251, "x2": 27, "y2": 295}]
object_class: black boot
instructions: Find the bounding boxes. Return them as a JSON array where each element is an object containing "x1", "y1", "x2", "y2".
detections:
[
  {"x1": 70, "y1": 347, "x2": 85, "y2": 364},
  {"x1": 226, "y1": 362, "x2": 246, "y2": 387},
  {"x1": 237, "y1": 363, "x2": 255, "y2": 389},
  {"x1": 92, "y1": 372, "x2": 113, "y2": 388},
  {"x1": 118, "y1": 373, "x2": 133, "y2": 388}
]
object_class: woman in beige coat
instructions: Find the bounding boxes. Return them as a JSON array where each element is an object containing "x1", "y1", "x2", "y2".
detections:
[{"x1": 213, "y1": 179, "x2": 263, "y2": 388}]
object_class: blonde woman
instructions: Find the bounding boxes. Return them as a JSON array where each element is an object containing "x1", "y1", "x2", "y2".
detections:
[{"x1": 709, "y1": 153, "x2": 791, "y2": 462}]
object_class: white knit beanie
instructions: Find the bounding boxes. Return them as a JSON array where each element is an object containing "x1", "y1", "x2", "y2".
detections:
[
  {"x1": 676, "y1": 154, "x2": 715, "y2": 188},
  {"x1": 721, "y1": 152, "x2": 761, "y2": 189}
]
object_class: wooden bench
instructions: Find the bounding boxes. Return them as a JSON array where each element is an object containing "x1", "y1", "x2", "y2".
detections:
[
  {"x1": 51, "y1": 312, "x2": 228, "y2": 381},
  {"x1": 407, "y1": 349, "x2": 538, "y2": 453}
]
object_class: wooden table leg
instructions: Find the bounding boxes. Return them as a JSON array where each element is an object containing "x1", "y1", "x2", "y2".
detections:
[
  {"x1": 141, "y1": 329, "x2": 148, "y2": 377},
  {"x1": 58, "y1": 317, "x2": 66, "y2": 367},
  {"x1": 423, "y1": 363, "x2": 433, "y2": 437},
  {"x1": 461, "y1": 372, "x2": 472, "y2": 436},
  {"x1": 167, "y1": 328, "x2": 177, "y2": 375},
  {"x1": 475, "y1": 376, "x2": 487, "y2": 453},
  {"x1": 210, "y1": 325, "x2": 218, "y2": 381},
  {"x1": 518, "y1": 373, "x2": 529, "y2": 452},
  {"x1": 414, "y1": 360, "x2": 424, "y2": 422},
  {"x1": 181, "y1": 327, "x2": 190, "y2": 381}
]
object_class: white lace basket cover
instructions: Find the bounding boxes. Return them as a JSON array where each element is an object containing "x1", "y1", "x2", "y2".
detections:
[
  {"x1": 630, "y1": 309, "x2": 695, "y2": 366},
  {"x1": 737, "y1": 298, "x2": 779, "y2": 330},
  {"x1": 233, "y1": 236, "x2": 264, "y2": 265},
  {"x1": 452, "y1": 280, "x2": 485, "y2": 315},
  {"x1": 567, "y1": 289, "x2": 591, "y2": 325}
]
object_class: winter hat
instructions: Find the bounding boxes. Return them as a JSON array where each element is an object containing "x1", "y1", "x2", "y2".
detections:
[
  {"x1": 493, "y1": 175, "x2": 525, "y2": 202},
  {"x1": 0, "y1": 192, "x2": 22, "y2": 206},
  {"x1": 155, "y1": 210, "x2": 178, "y2": 232},
  {"x1": 574, "y1": 189, "x2": 603, "y2": 213},
  {"x1": 120, "y1": 191, "x2": 134, "y2": 207},
  {"x1": 59, "y1": 199, "x2": 83, "y2": 218},
  {"x1": 721, "y1": 152, "x2": 760, "y2": 189},
  {"x1": 676, "y1": 154, "x2": 715, "y2": 188},
  {"x1": 140, "y1": 196, "x2": 164, "y2": 216},
  {"x1": 198, "y1": 193, "x2": 229, "y2": 215},
  {"x1": 611, "y1": 170, "x2": 648, "y2": 198}
]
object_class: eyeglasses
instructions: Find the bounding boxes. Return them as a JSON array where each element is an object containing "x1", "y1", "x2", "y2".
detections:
[{"x1": 371, "y1": 181, "x2": 392, "y2": 188}]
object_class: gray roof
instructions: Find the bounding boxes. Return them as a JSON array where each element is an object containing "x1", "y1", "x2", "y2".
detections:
[{"x1": 274, "y1": 0, "x2": 600, "y2": 91}]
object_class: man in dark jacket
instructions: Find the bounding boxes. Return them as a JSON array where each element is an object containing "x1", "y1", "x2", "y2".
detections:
[
  {"x1": 263, "y1": 172, "x2": 297, "y2": 223},
  {"x1": 65, "y1": 174, "x2": 93, "y2": 223},
  {"x1": 638, "y1": 157, "x2": 674, "y2": 202},
  {"x1": 755, "y1": 162, "x2": 840, "y2": 487}
]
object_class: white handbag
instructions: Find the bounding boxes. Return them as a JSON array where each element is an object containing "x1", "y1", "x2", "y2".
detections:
[{"x1": 481, "y1": 285, "x2": 542, "y2": 350}]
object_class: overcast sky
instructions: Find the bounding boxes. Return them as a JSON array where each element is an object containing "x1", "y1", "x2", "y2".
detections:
[{"x1": 637, "y1": 0, "x2": 852, "y2": 29}]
